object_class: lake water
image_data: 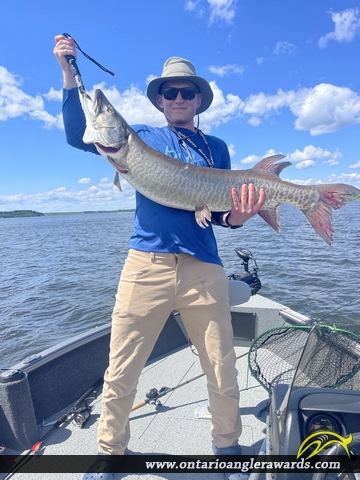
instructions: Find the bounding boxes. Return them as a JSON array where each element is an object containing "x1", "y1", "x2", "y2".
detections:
[{"x1": 1, "y1": 204, "x2": 359, "y2": 368}]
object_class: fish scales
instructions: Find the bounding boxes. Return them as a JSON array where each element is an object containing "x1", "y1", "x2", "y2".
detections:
[
  {"x1": 80, "y1": 89, "x2": 360, "y2": 245},
  {"x1": 126, "y1": 133, "x2": 319, "y2": 212}
]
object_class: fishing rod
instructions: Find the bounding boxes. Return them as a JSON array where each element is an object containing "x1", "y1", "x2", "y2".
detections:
[
  {"x1": 135, "y1": 297, "x2": 360, "y2": 413},
  {"x1": 131, "y1": 351, "x2": 249, "y2": 412},
  {"x1": 3, "y1": 377, "x2": 103, "y2": 479},
  {"x1": 313, "y1": 298, "x2": 360, "y2": 324},
  {"x1": 62, "y1": 32, "x2": 114, "y2": 97}
]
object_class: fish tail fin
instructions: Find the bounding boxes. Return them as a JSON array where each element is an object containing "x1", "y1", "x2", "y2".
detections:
[{"x1": 303, "y1": 184, "x2": 360, "y2": 245}]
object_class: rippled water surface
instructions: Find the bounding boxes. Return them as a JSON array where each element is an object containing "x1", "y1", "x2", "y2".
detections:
[{"x1": 1, "y1": 204, "x2": 359, "y2": 367}]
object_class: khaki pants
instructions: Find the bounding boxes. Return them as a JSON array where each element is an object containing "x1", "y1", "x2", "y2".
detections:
[{"x1": 97, "y1": 249, "x2": 242, "y2": 454}]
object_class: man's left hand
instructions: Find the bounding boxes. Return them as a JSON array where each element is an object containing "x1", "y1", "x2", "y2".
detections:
[{"x1": 227, "y1": 184, "x2": 265, "y2": 227}]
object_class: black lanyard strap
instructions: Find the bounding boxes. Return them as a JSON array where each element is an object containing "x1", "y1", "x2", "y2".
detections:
[{"x1": 167, "y1": 126, "x2": 214, "y2": 168}]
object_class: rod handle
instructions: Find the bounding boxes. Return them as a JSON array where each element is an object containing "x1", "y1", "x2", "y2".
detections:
[{"x1": 131, "y1": 400, "x2": 147, "y2": 411}]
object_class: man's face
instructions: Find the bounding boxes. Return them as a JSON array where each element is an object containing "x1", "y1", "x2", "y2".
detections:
[{"x1": 155, "y1": 80, "x2": 202, "y2": 129}]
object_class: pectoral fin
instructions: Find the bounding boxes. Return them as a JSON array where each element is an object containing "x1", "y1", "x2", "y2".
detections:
[
  {"x1": 195, "y1": 205, "x2": 212, "y2": 228},
  {"x1": 114, "y1": 172, "x2": 122, "y2": 191}
]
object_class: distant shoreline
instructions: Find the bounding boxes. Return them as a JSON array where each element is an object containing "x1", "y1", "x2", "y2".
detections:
[
  {"x1": 45, "y1": 209, "x2": 135, "y2": 216},
  {"x1": 0, "y1": 209, "x2": 135, "y2": 218},
  {"x1": 0, "y1": 210, "x2": 44, "y2": 218}
]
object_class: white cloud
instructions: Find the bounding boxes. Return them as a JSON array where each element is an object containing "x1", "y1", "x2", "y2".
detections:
[
  {"x1": 184, "y1": 0, "x2": 206, "y2": 18},
  {"x1": 208, "y1": 64, "x2": 244, "y2": 76},
  {"x1": 291, "y1": 172, "x2": 360, "y2": 188},
  {"x1": 240, "y1": 154, "x2": 260, "y2": 165},
  {"x1": 318, "y1": 8, "x2": 360, "y2": 48},
  {"x1": 239, "y1": 83, "x2": 360, "y2": 135},
  {"x1": 325, "y1": 172, "x2": 360, "y2": 187},
  {"x1": 290, "y1": 83, "x2": 360, "y2": 135},
  {"x1": 78, "y1": 178, "x2": 91, "y2": 184},
  {"x1": 240, "y1": 149, "x2": 277, "y2": 166},
  {"x1": 349, "y1": 161, "x2": 360, "y2": 169},
  {"x1": 247, "y1": 116, "x2": 261, "y2": 127},
  {"x1": 145, "y1": 74, "x2": 156, "y2": 86},
  {"x1": 242, "y1": 89, "x2": 296, "y2": 116},
  {"x1": 227, "y1": 143, "x2": 236, "y2": 158},
  {"x1": 288, "y1": 145, "x2": 342, "y2": 167},
  {"x1": 200, "y1": 81, "x2": 243, "y2": 131},
  {"x1": 0, "y1": 67, "x2": 43, "y2": 120},
  {"x1": 256, "y1": 57, "x2": 264, "y2": 65},
  {"x1": 98, "y1": 179, "x2": 114, "y2": 188},
  {"x1": 283, "y1": 173, "x2": 360, "y2": 188},
  {"x1": 323, "y1": 157, "x2": 340, "y2": 167},
  {"x1": 239, "y1": 146, "x2": 343, "y2": 171},
  {"x1": 207, "y1": 0, "x2": 237, "y2": 25},
  {"x1": 184, "y1": 0, "x2": 197, "y2": 10},
  {"x1": 0, "y1": 181, "x2": 136, "y2": 213},
  {"x1": 185, "y1": 0, "x2": 237, "y2": 25},
  {"x1": 29, "y1": 110, "x2": 63, "y2": 129},
  {"x1": 43, "y1": 87, "x2": 62, "y2": 101},
  {"x1": 0, "y1": 66, "x2": 63, "y2": 128},
  {"x1": 295, "y1": 159, "x2": 316, "y2": 170},
  {"x1": 273, "y1": 41, "x2": 297, "y2": 56}
]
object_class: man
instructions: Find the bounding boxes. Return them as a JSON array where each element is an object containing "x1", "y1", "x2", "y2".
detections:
[{"x1": 54, "y1": 35, "x2": 265, "y2": 480}]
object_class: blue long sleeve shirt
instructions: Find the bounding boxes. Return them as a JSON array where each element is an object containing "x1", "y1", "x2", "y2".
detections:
[{"x1": 62, "y1": 88, "x2": 232, "y2": 266}]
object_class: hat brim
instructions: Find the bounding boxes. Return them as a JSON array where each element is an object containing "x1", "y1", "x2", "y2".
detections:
[{"x1": 146, "y1": 75, "x2": 213, "y2": 115}]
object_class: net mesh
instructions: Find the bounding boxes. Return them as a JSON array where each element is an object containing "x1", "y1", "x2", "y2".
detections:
[{"x1": 249, "y1": 322, "x2": 360, "y2": 394}]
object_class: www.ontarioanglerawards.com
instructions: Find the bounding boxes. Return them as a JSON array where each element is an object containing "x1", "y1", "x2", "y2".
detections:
[
  {"x1": 145, "y1": 457, "x2": 343, "y2": 474},
  {"x1": 1, "y1": 455, "x2": 351, "y2": 474}
]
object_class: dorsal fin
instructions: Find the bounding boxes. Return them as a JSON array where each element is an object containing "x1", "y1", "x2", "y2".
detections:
[{"x1": 253, "y1": 154, "x2": 292, "y2": 177}]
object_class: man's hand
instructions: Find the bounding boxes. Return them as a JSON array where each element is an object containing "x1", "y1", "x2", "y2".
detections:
[
  {"x1": 53, "y1": 35, "x2": 77, "y2": 89},
  {"x1": 227, "y1": 184, "x2": 265, "y2": 226}
]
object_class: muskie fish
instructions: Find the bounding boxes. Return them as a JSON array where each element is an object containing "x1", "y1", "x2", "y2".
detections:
[{"x1": 81, "y1": 89, "x2": 360, "y2": 245}]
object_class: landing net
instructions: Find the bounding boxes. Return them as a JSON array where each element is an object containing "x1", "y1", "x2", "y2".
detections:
[{"x1": 248, "y1": 322, "x2": 360, "y2": 394}]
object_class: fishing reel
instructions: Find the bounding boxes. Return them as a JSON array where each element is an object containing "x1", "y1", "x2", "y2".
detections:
[
  {"x1": 73, "y1": 404, "x2": 93, "y2": 428},
  {"x1": 145, "y1": 387, "x2": 170, "y2": 408},
  {"x1": 71, "y1": 395, "x2": 97, "y2": 428},
  {"x1": 228, "y1": 247, "x2": 261, "y2": 296}
]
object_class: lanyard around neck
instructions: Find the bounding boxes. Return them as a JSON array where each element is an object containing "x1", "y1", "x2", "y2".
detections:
[{"x1": 167, "y1": 125, "x2": 214, "y2": 168}]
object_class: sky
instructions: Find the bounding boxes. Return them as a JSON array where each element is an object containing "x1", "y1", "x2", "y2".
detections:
[{"x1": 1, "y1": 0, "x2": 360, "y2": 213}]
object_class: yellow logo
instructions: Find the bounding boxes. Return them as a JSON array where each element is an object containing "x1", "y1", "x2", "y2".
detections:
[{"x1": 297, "y1": 431, "x2": 353, "y2": 459}]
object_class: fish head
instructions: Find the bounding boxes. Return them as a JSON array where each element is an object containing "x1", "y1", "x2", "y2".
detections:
[{"x1": 81, "y1": 89, "x2": 131, "y2": 155}]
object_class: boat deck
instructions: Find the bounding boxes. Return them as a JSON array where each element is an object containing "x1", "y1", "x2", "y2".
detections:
[{"x1": 3, "y1": 344, "x2": 269, "y2": 480}]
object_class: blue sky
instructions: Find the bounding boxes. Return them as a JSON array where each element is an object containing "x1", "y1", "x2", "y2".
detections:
[{"x1": 1, "y1": 0, "x2": 359, "y2": 213}]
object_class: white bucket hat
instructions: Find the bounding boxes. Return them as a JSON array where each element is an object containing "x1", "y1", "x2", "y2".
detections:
[{"x1": 146, "y1": 56, "x2": 214, "y2": 114}]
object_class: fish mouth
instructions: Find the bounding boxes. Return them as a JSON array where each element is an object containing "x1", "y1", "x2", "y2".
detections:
[
  {"x1": 95, "y1": 143, "x2": 122, "y2": 154},
  {"x1": 94, "y1": 142, "x2": 128, "y2": 173}
]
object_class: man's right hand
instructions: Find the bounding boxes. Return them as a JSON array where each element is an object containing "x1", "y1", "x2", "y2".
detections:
[{"x1": 53, "y1": 34, "x2": 77, "y2": 89}]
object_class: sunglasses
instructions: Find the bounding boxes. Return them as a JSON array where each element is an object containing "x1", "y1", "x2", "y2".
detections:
[{"x1": 161, "y1": 87, "x2": 199, "y2": 101}]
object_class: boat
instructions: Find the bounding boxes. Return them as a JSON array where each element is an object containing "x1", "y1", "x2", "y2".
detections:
[{"x1": 1, "y1": 248, "x2": 360, "y2": 480}]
